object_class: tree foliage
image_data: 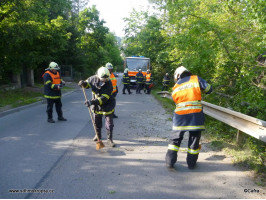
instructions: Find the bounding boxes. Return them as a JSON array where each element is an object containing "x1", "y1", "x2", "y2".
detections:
[
  {"x1": 0, "y1": 0, "x2": 122, "y2": 83},
  {"x1": 123, "y1": 0, "x2": 265, "y2": 171},
  {"x1": 123, "y1": 0, "x2": 265, "y2": 120}
]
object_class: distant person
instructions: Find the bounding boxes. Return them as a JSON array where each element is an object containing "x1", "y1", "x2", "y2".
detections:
[
  {"x1": 162, "y1": 73, "x2": 170, "y2": 91},
  {"x1": 78, "y1": 66, "x2": 116, "y2": 147},
  {"x1": 144, "y1": 69, "x2": 153, "y2": 94},
  {"x1": 165, "y1": 66, "x2": 212, "y2": 169},
  {"x1": 42, "y1": 62, "x2": 67, "y2": 123},
  {"x1": 122, "y1": 68, "x2": 132, "y2": 94},
  {"x1": 106, "y1": 62, "x2": 118, "y2": 118},
  {"x1": 136, "y1": 69, "x2": 144, "y2": 94}
]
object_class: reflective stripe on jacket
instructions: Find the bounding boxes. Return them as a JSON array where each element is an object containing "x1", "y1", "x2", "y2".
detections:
[
  {"x1": 85, "y1": 75, "x2": 115, "y2": 115},
  {"x1": 172, "y1": 75, "x2": 202, "y2": 115},
  {"x1": 123, "y1": 73, "x2": 130, "y2": 84},
  {"x1": 110, "y1": 73, "x2": 117, "y2": 93},
  {"x1": 146, "y1": 73, "x2": 152, "y2": 83},
  {"x1": 136, "y1": 72, "x2": 144, "y2": 83},
  {"x1": 163, "y1": 76, "x2": 170, "y2": 86},
  {"x1": 171, "y1": 75, "x2": 212, "y2": 131},
  {"x1": 43, "y1": 70, "x2": 62, "y2": 99}
]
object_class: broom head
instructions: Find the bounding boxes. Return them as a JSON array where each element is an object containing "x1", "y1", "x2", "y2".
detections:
[{"x1": 96, "y1": 140, "x2": 105, "y2": 150}]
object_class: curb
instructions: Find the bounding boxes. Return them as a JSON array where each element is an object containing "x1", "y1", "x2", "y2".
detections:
[{"x1": 0, "y1": 89, "x2": 78, "y2": 118}]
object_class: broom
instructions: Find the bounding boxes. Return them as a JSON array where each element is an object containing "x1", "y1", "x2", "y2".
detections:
[{"x1": 81, "y1": 86, "x2": 105, "y2": 150}]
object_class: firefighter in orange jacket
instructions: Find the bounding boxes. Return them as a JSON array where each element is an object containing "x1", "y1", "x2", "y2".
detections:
[
  {"x1": 144, "y1": 69, "x2": 153, "y2": 94},
  {"x1": 43, "y1": 62, "x2": 67, "y2": 123},
  {"x1": 106, "y1": 62, "x2": 118, "y2": 118},
  {"x1": 166, "y1": 66, "x2": 212, "y2": 169}
]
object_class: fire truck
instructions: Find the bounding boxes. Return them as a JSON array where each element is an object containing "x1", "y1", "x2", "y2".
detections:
[{"x1": 124, "y1": 56, "x2": 151, "y2": 87}]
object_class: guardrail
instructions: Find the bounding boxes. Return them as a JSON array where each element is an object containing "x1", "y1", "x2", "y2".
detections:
[{"x1": 157, "y1": 91, "x2": 266, "y2": 143}]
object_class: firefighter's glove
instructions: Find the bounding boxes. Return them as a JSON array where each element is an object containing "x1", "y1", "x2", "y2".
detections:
[
  {"x1": 78, "y1": 80, "x2": 87, "y2": 88},
  {"x1": 84, "y1": 100, "x2": 96, "y2": 107},
  {"x1": 61, "y1": 81, "x2": 66, "y2": 86},
  {"x1": 54, "y1": 84, "x2": 61, "y2": 90}
]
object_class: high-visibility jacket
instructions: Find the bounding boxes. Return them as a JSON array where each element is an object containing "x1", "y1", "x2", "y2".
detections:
[
  {"x1": 163, "y1": 75, "x2": 170, "y2": 86},
  {"x1": 171, "y1": 75, "x2": 212, "y2": 131},
  {"x1": 43, "y1": 70, "x2": 62, "y2": 99},
  {"x1": 145, "y1": 73, "x2": 152, "y2": 84},
  {"x1": 136, "y1": 72, "x2": 144, "y2": 83},
  {"x1": 110, "y1": 73, "x2": 117, "y2": 94},
  {"x1": 122, "y1": 73, "x2": 130, "y2": 84},
  {"x1": 84, "y1": 75, "x2": 115, "y2": 115}
]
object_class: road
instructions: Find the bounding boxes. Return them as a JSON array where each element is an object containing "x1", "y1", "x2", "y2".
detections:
[{"x1": 0, "y1": 76, "x2": 265, "y2": 199}]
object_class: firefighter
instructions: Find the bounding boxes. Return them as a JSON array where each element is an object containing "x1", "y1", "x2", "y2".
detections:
[
  {"x1": 162, "y1": 73, "x2": 170, "y2": 91},
  {"x1": 122, "y1": 68, "x2": 132, "y2": 94},
  {"x1": 165, "y1": 66, "x2": 212, "y2": 169},
  {"x1": 136, "y1": 69, "x2": 144, "y2": 94},
  {"x1": 144, "y1": 69, "x2": 153, "y2": 94},
  {"x1": 106, "y1": 62, "x2": 118, "y2": 118},
  {"x1": 78, "y1": 67, "x2": 116, "y2": 147},
  {"x1": 43, "y1": 62, "x2": 67, "y2": 123}
]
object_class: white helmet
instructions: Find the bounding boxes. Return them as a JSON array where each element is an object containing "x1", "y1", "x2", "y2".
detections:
[
  {"x1": 97, "y1": 66, "x2": 110, "y2": 82},
  {"x1": 105, "y1": 62, "x2": 113, "y2": 70},
  {"x1": 49, "y1": 62, "x2": 60, "y2": 70},
  {"x1": 174, "y1": 66, "x2": 189, "y2": 81},
  {"x1": 124, "y1": 68, "x2": 128, "y2": 73}
]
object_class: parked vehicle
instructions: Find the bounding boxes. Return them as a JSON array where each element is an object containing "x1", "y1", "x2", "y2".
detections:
[{"x1": 123, "y1": 56, "x2": 151, "y2": 87}]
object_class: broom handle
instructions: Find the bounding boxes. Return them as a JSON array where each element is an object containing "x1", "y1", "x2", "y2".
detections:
[{"x1": 81, "y1": 86, "x2": 100, "y2": 142}]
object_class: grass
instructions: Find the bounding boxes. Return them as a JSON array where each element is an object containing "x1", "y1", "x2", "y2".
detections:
[
  {"x1": 151, "y1": 87, "x2": 175, "y2": 114},
  {"x1": 0, "y1": 83, "x2": 76, "y2": 109},
  {"x1": 0, "y1": 88, "x2": 43, "y2": 108}
]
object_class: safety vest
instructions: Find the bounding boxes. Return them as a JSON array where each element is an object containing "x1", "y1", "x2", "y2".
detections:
[
  {"x1": 172, "y1": 75, "x2": 202, "y2": 115},
  {"x1": 43, "y1": 71, "x2": 61, "y2": 84},
  {"x1": 146, "y1": 73, "x2": 151, "y2": 82},
  {"x1": 110, "y1": 73, "x2": 117, "y2": 93}
]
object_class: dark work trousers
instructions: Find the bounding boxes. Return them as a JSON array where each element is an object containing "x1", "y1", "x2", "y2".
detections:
[
  {"x1": 123, "y1": 84, "x2": 131, "y2": 94},
  {"x1": 145, "y1": 84, "x2": 151, "y2": 94},
  {"x1": 136, "y1": 83, "x2": 142, "y2": 93},
  {"x1": 168, "y1": 131, "x2": 201, "y2": 167},
  {"x1": 46, "y1": 98, "x2": 63, "y2": 119},
  {"x1": 93, "y1": 113, "x2": 114, "y2": 139}
]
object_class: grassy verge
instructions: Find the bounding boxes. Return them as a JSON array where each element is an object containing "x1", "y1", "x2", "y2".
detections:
[
  {"x1": 0, "y1": 88, "x2": 43, "y2": 109},
  {"x1": 0, "y1": 83, "x2": 76, "y2": 109},
  {"x1": 151, "y1": 87, "x2": 175, "y2": 114},
  {"x1": 151, "y1": 86, "x2": 265, "y2": 186}
]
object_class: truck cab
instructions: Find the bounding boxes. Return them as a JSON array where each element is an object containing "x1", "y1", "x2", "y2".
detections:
[{"x1": 124, "y1": 56, "x2": 151, "y2": 87}]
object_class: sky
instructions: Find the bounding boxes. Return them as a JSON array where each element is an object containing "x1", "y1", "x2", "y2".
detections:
[{"x1": 87, "y1": 0, "x2": 152, "y2": 38}]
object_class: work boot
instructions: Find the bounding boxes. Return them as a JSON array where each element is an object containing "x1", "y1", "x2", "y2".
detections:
[
  {"x1": 165, "y1": 149, "x2": 177, "y2": 168},
  {"x1": 47, "y1": 118, "x2": 55, "y2": 123},
  {"x1": 107, "y1": 139, "x2": 115, "y2": 147},
  {"x1": 58, "y1": 117, "x2": 67, "y2": 121},
  {"x1": 113, "y1": 114, "x2": 118, "y2": 118},
  {"x1": 107, "y1": 131, "x2": 115, "y2": 147},
  {"x1": 188, "y1": 164, "x2": 196, "y2": 169}
]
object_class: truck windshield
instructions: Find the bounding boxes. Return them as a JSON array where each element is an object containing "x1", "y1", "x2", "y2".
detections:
[{"x1": 126, "y1": 58, "x2": 149, "y2": 72}]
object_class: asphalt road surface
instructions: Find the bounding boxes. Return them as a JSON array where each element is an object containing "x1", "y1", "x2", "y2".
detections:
[{"x1": 0, "y1": 77, "x2": 265, "y2": 199}]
